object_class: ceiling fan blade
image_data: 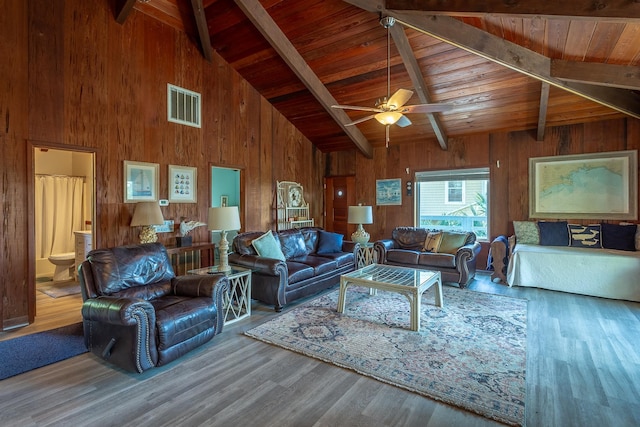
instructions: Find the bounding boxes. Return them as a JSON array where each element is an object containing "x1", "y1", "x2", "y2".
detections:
[
  {"x1": 396, "y1": 115, "x2": 412, "y2": 128},
  {"x1": 345, "y1": 114, "x2": 377, "y2": 126},
  {"x1": 332, "y1": 104, "x2": 384, "y2": 113},
  {"x1": 387, "y1": 89, "x2": 414, "y2": 109},
  {"x1": 401, "y1": 103, "x2": 454, "y2": 114}
]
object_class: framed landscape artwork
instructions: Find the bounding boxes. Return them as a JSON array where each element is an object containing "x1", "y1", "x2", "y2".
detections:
[
  {"x1": 529, "y1": 150, "x2": 637, "y2": 220},
  {"x1": 168, "y1": 165, "x2": 197, "y2": 203},
  {"x1": 124, "y1": 160, "x2": 159, "y2": 203},
  {"x1": 376, "y1": 178, "x2": 402, "y2": 206}
]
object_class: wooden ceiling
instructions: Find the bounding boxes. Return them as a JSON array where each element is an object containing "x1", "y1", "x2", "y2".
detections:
[{"x1": 118, "y1": 0, "x2": 640, "y2": 156}]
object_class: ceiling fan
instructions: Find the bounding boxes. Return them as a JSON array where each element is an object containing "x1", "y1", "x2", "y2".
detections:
[{"x1": 331, "y1": 16, "x2": 453, "y2": 147}]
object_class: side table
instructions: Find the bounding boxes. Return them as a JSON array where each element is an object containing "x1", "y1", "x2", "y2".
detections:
[
  {"x1": 188, "y1": 265, "x2": 251, "y2": 324},
  {"x1": 356, "y1": 243, "x2": 378, "y2": 269}
]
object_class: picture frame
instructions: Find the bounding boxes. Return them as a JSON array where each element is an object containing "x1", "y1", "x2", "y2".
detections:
[
  {"x1": 124, "y1": 160, "x2": 159, "y2": 203},
  {"x1": 286, "y1": 183, "x2": 305, "y2": 207},
  {"x1": 220, "y1": 195, "x2": 228, "y2": 207},
  {"x1": 168, "y1": 165, "x2": 197, "y2": 203},
  {"x1": 529, "y1": 150, "x2": 637, "y2": 220},
  {"x1": 154, "y1": 219, "x2": 175, "y2": 233},
  {"x1": 376, "y1": 178, "x2": 402, "y2": 206}
]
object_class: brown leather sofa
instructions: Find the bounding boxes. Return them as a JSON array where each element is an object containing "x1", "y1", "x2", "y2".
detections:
[
  {"x1": 229, "y1": 227, "x2": 357, "y2": 312},
  {"x1": 374, "y1": 227, "x2": 482, "y2": 287},
  {"x1": 78, "y1": 242, "x2": 228, "y2": 373}
]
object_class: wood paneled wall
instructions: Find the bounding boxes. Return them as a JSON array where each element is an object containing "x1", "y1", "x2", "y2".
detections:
[{"x1": 0, "y1": 0, "x2": 323, "y2": 329}]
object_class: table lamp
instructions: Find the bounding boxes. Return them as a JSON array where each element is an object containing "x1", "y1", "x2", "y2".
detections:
[
  {"x1": 348, "y1": 204, "x2": 373, "y2": 244},
  {"x1": 130, "y1": 201, "x2": 164, "y2": 244},
  {"x1": 208, "y1": 206, "x2": 241, "y2": 272}
]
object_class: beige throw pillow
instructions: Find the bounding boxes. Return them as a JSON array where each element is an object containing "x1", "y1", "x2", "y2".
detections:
[
  {"x1": 423, "y1": 231, "x2": 443, "y2": 252},
  {"x1": 438, "y1": 231, "x2": 469, "y2": 254}
]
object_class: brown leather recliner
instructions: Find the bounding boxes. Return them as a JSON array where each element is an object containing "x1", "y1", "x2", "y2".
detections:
[{"x1": 78, "y1": 242, "x2": 228, "y2": 373}]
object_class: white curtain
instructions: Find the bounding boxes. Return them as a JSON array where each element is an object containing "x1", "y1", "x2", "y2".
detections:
[{"x1": 35, "y1": 175, "x2": 85, "y2": 258}]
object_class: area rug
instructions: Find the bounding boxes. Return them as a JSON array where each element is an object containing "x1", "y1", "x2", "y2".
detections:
[
  {"x1": 37, "y1": 280, "x2": 82, "y2": 298},
  {"x1": 246, "y1": 287, "x2": 527, "y2": 426},
  {"x1": 0, "y1": 323, "x2": 87, "y2": 380}
]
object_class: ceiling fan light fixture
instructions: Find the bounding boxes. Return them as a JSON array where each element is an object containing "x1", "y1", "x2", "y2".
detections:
[{"x1": 375, "y1": 111, "x2": 403, "y2": 125}]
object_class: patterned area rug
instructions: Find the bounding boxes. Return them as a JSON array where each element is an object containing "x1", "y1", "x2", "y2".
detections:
[
  {"x1": 37, "y1": 280, "x2": 81, "y2": 298},
  {"x1": 246, "y1": 286, "x2": 527, "y2": 426}
]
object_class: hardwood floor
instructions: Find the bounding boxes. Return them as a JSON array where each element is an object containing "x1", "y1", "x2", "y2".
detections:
[{"x1": 1, "y1": 272, "x2": 638, "y2": 427}]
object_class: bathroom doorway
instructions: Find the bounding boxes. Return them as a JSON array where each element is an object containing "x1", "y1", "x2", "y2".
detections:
[
  {"x1": 211, "y1": 166, "x2": 242, "y2": 260},
  {"x1": 29, "y1": 143, "x2": 96, "y2": 324}
]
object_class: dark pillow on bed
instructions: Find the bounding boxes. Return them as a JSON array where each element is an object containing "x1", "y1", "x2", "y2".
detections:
[
  {"x1": 568, "y1": 224, "x2": 601, "y2": 248},
  {"x1": 601, "y1": 223, "x2": 637, "y2": 251},
  {"x1": 316, "y1": 230, "x2": 344, "y2": 254},
  {"x1": 537, "y1": 221, "x2": 569, "y2": 246}
]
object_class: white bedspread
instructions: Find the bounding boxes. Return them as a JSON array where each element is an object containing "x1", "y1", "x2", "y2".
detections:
[{"x1": 507, "y1": 244, "x2": 640, "y2": 302}]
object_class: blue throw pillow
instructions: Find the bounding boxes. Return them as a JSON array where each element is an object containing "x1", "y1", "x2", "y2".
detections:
[
  {"x1": 316, "y1": 230, "x2": 344, "y2": 254},
  {"x1": 251, "y1": 230, "x2": 286, "y2": 261},
  {"x1": 537, "y1": 221, "x2": 569, "y2": 246},
  {"x1": 568, "y1": 224, "x2": 601, "y2": 248},
  {"x1": 601, "y1": 223, "x2": 637, "y2": 251}
]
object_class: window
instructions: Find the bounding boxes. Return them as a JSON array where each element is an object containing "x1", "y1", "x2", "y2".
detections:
[{"x1": 415, "y1": 167, "x2": 489, "y2": 240}]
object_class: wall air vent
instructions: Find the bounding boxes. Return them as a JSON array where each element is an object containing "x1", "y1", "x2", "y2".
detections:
[{"x1": 167, "y1": 84, "x2": 201, "y2": 128}]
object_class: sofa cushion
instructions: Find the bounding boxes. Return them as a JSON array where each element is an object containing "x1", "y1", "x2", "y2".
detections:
[
  {"x1": 513, "y1": 221, "x2": 540, "y2": 245},
  {"x1": 278, "y1": 229, "x2": 308, "y2": 259},
  {"x1": 538, "y1": 221, "x2": 569, "y2": 246},
  {"x1": 301, "y1": 227, "x2": 320, "y2": 253},
  {"x1": 293, "y1": 255, "x2": 338, "y2": 275},
  {"x1": 391, "y1": 227, "x2": 429, "y2": 250},
  {"x1": 315, "y1": 251, "x2": 354, "y2": 267},
  {"x1": 568, "y1": 224, "x2": 602, "y2": 248},
  {"x1": 439, "y1": 232, "x2": 469, "y2": 254},
  {"x1": 154, "y1": 296, "x2": 216, "y2": 349},
  {"x1": 387, "y1": 249, "x2": 420, "y2": 264},
  {"x1": 418, "y1": 252, "x2": 456, "y2": 268},
  {"x1": 601, "y1": 223, "x2": 637, "y2": 251},
  {"x1": 423, "y1": 231, "x2": 443, "y2": 252},
  {"x1": 317, "y1": 230, "x2": 344, "y2": 254},
  {"x1": 252, "y1": 230, "x2": 286, "y2": 261},
  {"x1": 285, "y1": 261, "x2": 315, "y2": 284}
]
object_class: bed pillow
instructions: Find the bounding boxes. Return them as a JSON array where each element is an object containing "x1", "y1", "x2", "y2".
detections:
[
  {"x1": 252, "y1": 230, "x2": 286, "y2": 261},
  {"x1": 423, "y1": 231, "x2": 443, "y2": 252},
  {"x1": 513, "y1": 221, "x2": 540, "y2": 244},
  {"x1": 438, "y1": 231, "x2": 469, "y2": 254},
  {"x1": 568, "y1": 224, "x2": 602, "y2": 248},
  {"x1": 601, "y1": 223, "x2": 637, "y2": 251},
  {"x1": 316, "y1": 230, "x2": 344, "y2": 254},
  {"x1": 537, "y1": 221, "x2": 569, "y2": 246}
]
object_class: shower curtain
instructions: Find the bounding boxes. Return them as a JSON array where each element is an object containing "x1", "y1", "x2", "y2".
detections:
[{"x1": 35, "y1": 175, "x2": 85, "y2": 258}]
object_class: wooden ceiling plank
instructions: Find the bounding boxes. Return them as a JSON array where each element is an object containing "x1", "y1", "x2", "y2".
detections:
[
  {"x1": 234, "y1": 0, "x2": 373, "y2": 158},
  {"x1": 551, "y1": 59, "x2": 640, "y2": 90},
  {"x1": 389, "y1": 22, "x2": 449, "y2": 149},
  {"x1": 191, "y1": 0, "x2": 214, "y2": 62},
  {"x1": 384, "y1": 0, "x2": 640, "y2": 21},
  {"x1": 537, "y1": 82, "x2": 550, "y2": 141},
  {"x1": 115, "y1": 0, "x2": 137, "y2": 24}
]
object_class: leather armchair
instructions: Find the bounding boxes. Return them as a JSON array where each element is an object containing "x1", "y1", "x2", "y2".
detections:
[{"x1": 78, "y1": 242, "x2": 228, "y2": 373}]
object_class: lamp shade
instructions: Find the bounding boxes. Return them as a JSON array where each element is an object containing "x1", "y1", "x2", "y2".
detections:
[
  {"x1": 208, "y1": 206, "x2": 241, "y2": 231},
  {"x1": 130, "y1": 201, "x2": 164, "y2": 226},
  {"x1": 348, "y1": 205, "x2": 373, "y2": 225}
]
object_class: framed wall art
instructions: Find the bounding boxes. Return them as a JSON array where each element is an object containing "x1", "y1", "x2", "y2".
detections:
[
  {"x1": 168, "y1": 165, "x2": 197, "y2": 203},
  {"x1": 124, "y1": 160, "x2": 159, "y2": 203},
  {"x1": 376, "y1": 178, "x2": 402, "y2": 206},
  {"x1": 220, "y1": 195, "x2": 228, "y2": 207},
  {"x1": 529, "y1": 150, "x2": 637, "y2": 220}
]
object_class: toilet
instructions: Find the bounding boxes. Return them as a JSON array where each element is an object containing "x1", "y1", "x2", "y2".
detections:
[{"x1": 48, "y1": 252, "x2": 76, "y2": 281}]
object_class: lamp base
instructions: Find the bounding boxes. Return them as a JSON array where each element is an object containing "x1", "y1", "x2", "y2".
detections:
[
  {"x1": 139, "y1": 226, "x2": 158, "y2": 244},
  {"x1": 218, "y1": 230, "x2": 231, "y2": 272},
  {"x1": 351, "y1": 224, "x2": 370, "y2": 245},
  {"x1": 176, "y1": 236, "x2": 192, "y2": 247}
]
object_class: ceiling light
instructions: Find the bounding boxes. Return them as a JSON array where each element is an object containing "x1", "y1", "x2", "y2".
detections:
[{"x1": 375, "y1": 111, "x2": 402, "y2": 125}]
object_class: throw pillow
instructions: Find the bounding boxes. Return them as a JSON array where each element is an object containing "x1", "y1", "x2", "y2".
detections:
[
  {"x1": 537, "y1": 221, "x2": 569, "y2": 246},
  {"x1": 317, "y1": 230, "x2": 344, "y2": 254},
  {"x1": 423, "y1": 231, "x2": 443, "y2": 252},
  {"x1": 251, "y1": 230, "x2": 286, "y2": 261},
  {"x1": 568, "y1": 224, "x2": 602, "y2": 248},
  {"x1": 601, "y1": 223, "x2": 637, "y2": 251},
  {"x1": 438, "y1": 231, "x2": 469, "y2": 254},
  {"x1": 513, "y1": 220, "x2": 540, "y2": 245}
]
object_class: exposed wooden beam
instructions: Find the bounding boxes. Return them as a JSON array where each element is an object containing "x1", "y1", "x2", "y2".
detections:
[
  {"x1": 115, "y1": 0, "x2": 137, "y2": 24},
  {"x1": 551, "y1": 60, "x2": 640, "y2": 90},
  {"x1": 385, "y1": 0, "x2": 640, "y2": 21},
  {"x1": 389, "y1": 22, "x2": 449, "y2": 150},
  {"x1": 537, "y1": 82, "x2": 550, "y2": 141},
  {"x1": 190, "y1": 0, "x2": 214, "y2": 62},
  {"x1": 234, "y1": 0, "x2": 373, "y2": 158}
]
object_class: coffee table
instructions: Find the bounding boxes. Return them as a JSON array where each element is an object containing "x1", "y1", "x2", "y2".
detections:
[{"x1": 337, "y1": 264, "x2": 443, "y2": 331}]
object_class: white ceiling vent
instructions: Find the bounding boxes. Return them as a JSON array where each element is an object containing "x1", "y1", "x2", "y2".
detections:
[{"x1": 167, "y1": 84, "x2": 201, "y2": 128}]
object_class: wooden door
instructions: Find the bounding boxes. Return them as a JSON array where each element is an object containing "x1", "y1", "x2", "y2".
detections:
[{"x1": 324, "y1": 175, "x2": 355, "y2": 238}]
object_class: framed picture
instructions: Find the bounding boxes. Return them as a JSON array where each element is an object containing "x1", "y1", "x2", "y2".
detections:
[
  {"x1": 529, "y1": 150, "x2": 637, "y2": 220},
  {"x1": 168, "y1": 165, "x2": 197, "y2": 203},
  {"x1": 154, "y1": 219, "x2": 175, "y2": 233},
  {"x1": 287, "y1": 183, "x2": 305, "y2": 207},
  {"x1": 376, "y1": 178, "x2": 402, "y2": 206},
  {"x1": 220, "y1": 195, "x2": 228, "y2": 207},
  {"x1": 124, "y1": 160, "x2": 159, "y2": 203}
]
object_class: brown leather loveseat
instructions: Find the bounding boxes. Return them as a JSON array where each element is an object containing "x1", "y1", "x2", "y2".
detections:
[
  {"x1": 374, "y1": 227, "x2": 482, "y2": 287},
  {"x1": 229, "y1": 227, "x2": 357, "y2": 312},
  {"x1": 78, "y1": 242, "x2": 228, "y2": 373}
]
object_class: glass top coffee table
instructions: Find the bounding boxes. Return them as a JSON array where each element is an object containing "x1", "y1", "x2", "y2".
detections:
[{"x1": 337, "y1": 264, "x2": 443, "y2": 331}]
